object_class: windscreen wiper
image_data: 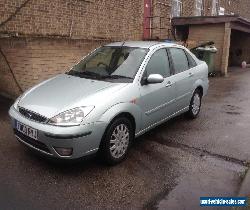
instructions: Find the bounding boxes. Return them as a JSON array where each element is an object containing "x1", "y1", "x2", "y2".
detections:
[
  {"x1": 102, "y1": 75, "x2": 133, "y2": 79},
  {"x1": 66, "y1": 71, "x2": 102, "y2": 79}
]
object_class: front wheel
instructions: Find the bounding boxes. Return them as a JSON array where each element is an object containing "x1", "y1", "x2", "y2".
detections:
[
  {"x1": 187, "y1": 89, "x2": 202, "y2": 119},
  {"x1": 99, "y1": 117, "x2": 134, "y2": 165}
]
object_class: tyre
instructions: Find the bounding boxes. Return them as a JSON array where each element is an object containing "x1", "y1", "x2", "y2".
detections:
[
  {"x1": 187, "y1": 89, "x2": 202, "y2": 119},
  {"x1": 99, "y1": 117, "x2": 134, "y2": 165}
]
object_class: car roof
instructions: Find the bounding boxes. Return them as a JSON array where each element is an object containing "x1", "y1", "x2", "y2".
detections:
[{"x1": 105, "y1": 41, "x2": 181, "y2": 49}]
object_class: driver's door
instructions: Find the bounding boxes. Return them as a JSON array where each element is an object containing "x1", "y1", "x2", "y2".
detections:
[{"x1": 137, "y1": 48, "x2": 176, "y2": 129}]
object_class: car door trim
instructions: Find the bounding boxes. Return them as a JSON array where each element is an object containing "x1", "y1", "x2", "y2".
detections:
[
  {"x1": 175, "y1": 92, "x2": 191, "y2": 102},
  {"x1": 136, "y1": 106, "x2": 189, "y2": 137},
  {"x1": 145, "y1": 98, "x2": 175, "y2": 116}
]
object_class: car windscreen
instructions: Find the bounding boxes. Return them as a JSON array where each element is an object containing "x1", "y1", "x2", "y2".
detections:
[{"x1": 67, "y1": 46, "x2": 148, "y2": 82}]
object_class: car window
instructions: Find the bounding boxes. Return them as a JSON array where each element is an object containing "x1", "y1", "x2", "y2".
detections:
[
  {"x1": 85, "y1": 47, "x2": 113, "y2": 69},
  {"x1": 145, "y1": 49, "x2": 170, "y2": 78},
  {"x1": 69, "y1": 46, "x2": 148, "y2": 82},
  {"x1": 169, "y1": 48, "x2": 189, "y2": 74},
  {"x1": 185, "y1": 50, "x2": 197, "y2": 68}
]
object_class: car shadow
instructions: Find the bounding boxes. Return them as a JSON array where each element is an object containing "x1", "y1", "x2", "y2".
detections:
[{"x1": 23, "y1": 147, "x2": 105, "y2": 171}]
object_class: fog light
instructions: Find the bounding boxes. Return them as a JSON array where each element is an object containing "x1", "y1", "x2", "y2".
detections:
[{"x1": 54, "y1": 147, "x2": 73, "y2": 156}]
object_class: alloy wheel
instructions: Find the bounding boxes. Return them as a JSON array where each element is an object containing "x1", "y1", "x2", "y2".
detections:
[
  {"x1": 192, "y1": 93, "x2": 201, "y2": 115},
  {"x1": 109, "y1": 124, "x2": 130, "y2": 159}
]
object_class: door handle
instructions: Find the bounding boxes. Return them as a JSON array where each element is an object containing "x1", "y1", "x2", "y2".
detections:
[
  {"x1": 165, "y1": 81, "x2": 172, "y2": 87},
  {"x1": 189, "y1": 72, "x2": 194, "y2": 77}
]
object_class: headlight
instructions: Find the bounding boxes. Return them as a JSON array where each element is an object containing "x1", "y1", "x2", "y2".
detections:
[
  {"x1": 48, "y1": 106, "x2": 94, "y2": 126},
  {"x1": 13, "y1": 95, "x2": 22, "y2": 110}
]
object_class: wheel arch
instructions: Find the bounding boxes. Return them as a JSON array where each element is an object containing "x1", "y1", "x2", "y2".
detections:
[
  {"x1": 98, "y1": 107, "x2": 138, "y2": 157},
  {"x1": 99, "y1": 102, "x2": 142, "y2": 134},
  {"x1": 108, "y1": 112, "x2": 136, "y2": 133},
  {"x1": 192, "y1": 79, "x2": 205, "y2": 97}
]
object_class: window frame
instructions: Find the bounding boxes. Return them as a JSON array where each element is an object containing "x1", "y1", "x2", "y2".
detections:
[
  {"x1": 184, "y1": 50, "x2": 197, "y2": 69},
  {"x1": 171, "y1": 0, "x2": 183, "y2": 17},
  {"x1": 195, "y1": 0, "x2": 204, "y2": 16},
  {"x1": 145, "y1": 48, "x2": 172, "y2": 78},
  {"x1": 211, "y1": 0, "x2": 219, "y2": 16},
  {"x1": 140, "y1": 48, "x2": 173, "y2": 85}
]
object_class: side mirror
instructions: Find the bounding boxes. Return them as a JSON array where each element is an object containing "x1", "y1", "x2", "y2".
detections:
[{"x1": 146, "y1": 74, "x2": 164, "y2": 84}]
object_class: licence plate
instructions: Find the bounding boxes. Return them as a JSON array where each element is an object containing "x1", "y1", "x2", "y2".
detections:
[{"x1": 15, "y1": 121, "x2": 38, "y2": 140}]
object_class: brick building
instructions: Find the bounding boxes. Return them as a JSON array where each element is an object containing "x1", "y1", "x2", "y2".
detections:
[
  {"x1": 169, "y1": 0, "x2": 250, "y2": 75},
  {"x1": 150, "y1": 0, "x2": 250, "y2": 39},
  {"x1": 0, "y1": 0, "x2": 144, "y2": 97},
  {"x1": 1, "y1": 0, "x2": 250, "y2": 97}
]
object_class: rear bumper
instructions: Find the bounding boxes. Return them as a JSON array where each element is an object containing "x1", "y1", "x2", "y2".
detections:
[{"x1": 9, "y1": 105, "x2": 107, "y2": 159}]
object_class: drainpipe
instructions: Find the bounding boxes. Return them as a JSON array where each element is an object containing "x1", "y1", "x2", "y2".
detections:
[{"x1": 143, "y1": 0, "x2": 152, "y2": 40}]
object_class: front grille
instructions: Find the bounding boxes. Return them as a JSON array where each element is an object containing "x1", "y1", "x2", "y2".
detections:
[
  {"x1": 19, "y1": 107, "x2": 47, "y2": 123},
  {"x1": 14, "y1": 129, "x2": 51, "y2": 154}
]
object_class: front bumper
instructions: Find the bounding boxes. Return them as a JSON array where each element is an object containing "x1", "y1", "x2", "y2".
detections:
[{"x1": 9, "y1": 106, "x2": 107, "y2": 159}]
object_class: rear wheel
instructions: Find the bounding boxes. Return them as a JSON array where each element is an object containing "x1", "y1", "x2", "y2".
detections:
[
  {"x1": 187, "y1": 89, "x2": 202, "y2": 119},
  {"x1": 99, "y1": 117, "x2": 134, "y2": 165}
]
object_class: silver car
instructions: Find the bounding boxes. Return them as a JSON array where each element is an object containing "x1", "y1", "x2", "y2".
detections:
[{"x1": 9, "y1": 41, "x2": 208, "y2": 165}]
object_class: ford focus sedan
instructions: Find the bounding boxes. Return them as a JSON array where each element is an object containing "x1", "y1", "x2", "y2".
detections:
[{"x1": 9, "y1": 41, "x2": 209, "y2": 165}]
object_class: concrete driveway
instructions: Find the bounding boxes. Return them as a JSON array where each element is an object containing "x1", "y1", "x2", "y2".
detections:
[{"x1": 0, "y1": 68, "x2": 250, "y2": 210}]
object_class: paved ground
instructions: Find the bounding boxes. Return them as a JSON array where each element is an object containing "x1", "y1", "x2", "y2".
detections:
[{"x1": 1, "y1": 68, "x2": 250, "y2": 210}]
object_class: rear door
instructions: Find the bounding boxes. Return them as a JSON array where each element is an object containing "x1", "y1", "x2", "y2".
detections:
[
  {"x1": 168, "y1": 47, "x2": 196, "y2": 111},
  {"x1": 138, "y1": 48, "x2": 176, "y2": 129}
]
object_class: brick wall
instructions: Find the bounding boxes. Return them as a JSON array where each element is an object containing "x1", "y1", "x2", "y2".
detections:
[
  {"x1": 205, "y1": 0, "x2": 250, "y2": 19},
  {"x1": 0, "y1": 0, "x2": 145, "y2": 97},
  {"x1": 182, "y1": 0, "x2": 195, "y2": 16},
  {"x1": 2, "y1": 0, "x2": 249, "y2": 41},
  {"x1": 151, "y1": 0, "x2": 171, "y2": 39},
  {"x1": 218, "y1": 0, "x2": 240, "y2": 16},
  {"x1": 1, "y1": 0, "x2": 250, "y2": 97},
  {"x1": 0, "y1": 0, "x2": 144, "y2": 40},
  {"x1": 180, "y1": 0, "x2": 250, "y2": 20},
  {"x1": 151, "y1": 0, "x2": 250, "y2": 40},
  {"x1": 150, "y1": 0, "x2": 196, "y2": 39},
  {"x1": 0, "y1": 38, "x2": 108, "y2": 97},
  {"x1": 0, "y1": 46, "x2": 21, "y2": 97}
]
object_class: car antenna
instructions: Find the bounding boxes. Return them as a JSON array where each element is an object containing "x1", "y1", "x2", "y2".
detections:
[{"x1": 121, "y1": 41, "x2": 125, "y2": 46}]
